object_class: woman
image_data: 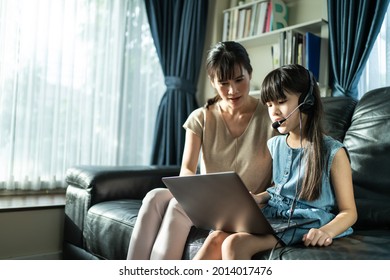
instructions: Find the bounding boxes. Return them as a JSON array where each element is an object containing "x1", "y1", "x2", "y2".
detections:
[{"x1": 127, "y1": 41, "x2": 273, "y2": 260}]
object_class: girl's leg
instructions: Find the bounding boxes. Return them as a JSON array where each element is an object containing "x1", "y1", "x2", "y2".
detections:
[
  {"x1": 150, "y1": 198, "x2": 193, "y2": 260},
  {"x1": 127, "y1": 188, "x2": 173, "y2": 260},
  {"x1": 221, "y1": 233, "x2": 280, "y2": 260},
  {"x1": 192, "y1": 230, "x2": 231, "y2": 260}
]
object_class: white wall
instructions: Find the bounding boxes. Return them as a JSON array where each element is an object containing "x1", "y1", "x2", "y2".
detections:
[{"x1": 0, "y1": 207, "x2": 64, "y2": 260}]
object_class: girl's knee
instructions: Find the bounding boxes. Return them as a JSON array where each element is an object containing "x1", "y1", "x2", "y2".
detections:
[
  {"x1": 206, "y1": 231, "x2": 229, "y2": 248},
  {"x1": 221, "y1": 234, "x2": 278, "y2": 259},
  {"x1": 222, "y1": 233, "x2": 242, "y2": 251},
  {"x1": 221, "y1": 233, "x2": 248, "y2": 259}
]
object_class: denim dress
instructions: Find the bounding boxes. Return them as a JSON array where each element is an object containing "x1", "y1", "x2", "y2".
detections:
[{"x1": 261, "y1": 135, "x2": 353, "y2": 245}]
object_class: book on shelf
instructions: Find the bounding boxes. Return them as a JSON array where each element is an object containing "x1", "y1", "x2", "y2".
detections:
[
  {"x1": 222, "y1": 0, "x2": 288, "y2": 41},
  {"x1": 231, "y1": 8, "x2": 239, "y2": 40},
  {"x1": 243, "y1": 8, "x2": 252, "y2": 38},
  {"x1": 305, "y1": 32, "x2": 321, "y2": 81},
  {"x1": 271, "y1": 43, "x2": 280, "y2": 69},
  {"x1": 237, "y1": 8, "x2": 247, "y2": 39},
  {"x1": 264, "y1": 1, "x2": 273, "y2": 33},
  {"x1": 256, "y1": 1, "x2": 269, "y2": 35},
  {"x1": 286, "y1": 30, "x2": 304, "y2": 65},
  {"x1": 222, "y1": 11, "x2": 230, "y2": 41},
  {"x1": 248, "y1": 2, "x2": 258, "y2": 36},
  {"x1": 273, "y1": 30, "x2": 321, "y2": 78}
]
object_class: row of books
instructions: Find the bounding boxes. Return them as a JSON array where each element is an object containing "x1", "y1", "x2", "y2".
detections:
[
  {"x1": 271, "y1": 31, "x2": 321, "y2": 81},
  {"x1": 222, "y1": 0, "x2": 288, "y2": 41}
]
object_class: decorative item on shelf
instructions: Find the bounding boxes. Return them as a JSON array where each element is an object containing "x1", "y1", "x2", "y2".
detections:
[
  {"x1": 222, "y1": 0, "x2": 289, "y2": 42},
  {"x1": 271, "y1": 0, "x2": 288, "y2": 31}
]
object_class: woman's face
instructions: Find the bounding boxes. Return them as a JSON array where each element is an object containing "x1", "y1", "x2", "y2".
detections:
[
  {"x1": 210, "y1": 65, "x2": 251, "y2": 110},
  {"x1": 265, "y1": 90, "x2": 304, "y2": 135}
]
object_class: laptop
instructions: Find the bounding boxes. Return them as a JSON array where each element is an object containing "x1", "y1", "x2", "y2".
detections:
[{"x1": 162, "y1": 172, "x2": 318, "y2": 235}]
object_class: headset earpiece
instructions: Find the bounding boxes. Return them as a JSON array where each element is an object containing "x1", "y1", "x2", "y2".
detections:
[{"x1": 299, "y1": 69, "x2": 315, "y2": 112}]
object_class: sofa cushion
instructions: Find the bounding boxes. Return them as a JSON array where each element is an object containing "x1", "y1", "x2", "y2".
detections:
[
  {"x1": 255, "y1": 229, "x2": 390, "y2": 260},
  {"x1": 343, "y1": 87, "x2": 390, "y2": 229},
  {"x1": 182, "y1": 227, "x2": 390, "y2": 260},
  {"x1": 84, "y1": 199, "x2": 141, "y2": 259}
]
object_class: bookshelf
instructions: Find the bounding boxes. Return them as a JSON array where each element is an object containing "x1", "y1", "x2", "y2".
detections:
[
  {"x1": 236, "y1": 18, "x2": 327, "y2": 48},
  {"x1": 221, "y1": 0, "x2": 330, "y2": 97}
]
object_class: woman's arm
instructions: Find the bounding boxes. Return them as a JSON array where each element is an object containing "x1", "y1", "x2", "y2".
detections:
[
  {"x1": 250, "y1": 191, "x2": 271, "y2": 204},
  {"x1": 303, "y1": 147, "x2": 358, "y2": 246},
  {"x1": 180, "y1": 129, "x2": 202, "y2": 176}
]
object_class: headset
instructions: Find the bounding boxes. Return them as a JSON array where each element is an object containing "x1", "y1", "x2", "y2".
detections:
[{"x1": 298, "y1": 69, "x2": 315, "y2": 112}]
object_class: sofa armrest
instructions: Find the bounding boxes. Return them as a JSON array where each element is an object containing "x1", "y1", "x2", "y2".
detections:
[
  {"x1": 66, "y1": 165, "x2": 181, "y2": 205},
  {"x1": 64, "y1": 165, "x2": 180, "y2": 249}
]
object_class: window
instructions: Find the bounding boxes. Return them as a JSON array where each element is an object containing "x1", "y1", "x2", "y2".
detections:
[
  {"x1": 358, "y1": 5, "x2": 390, "y2": 99},
  {"x1": 0, "y1": 0, "x2": 165, "y2": 192}
]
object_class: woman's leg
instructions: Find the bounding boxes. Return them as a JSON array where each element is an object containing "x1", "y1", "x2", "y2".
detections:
[
  {"x1": 127, "y1": 188, "x2": 173, "y2": 260},
  {"x1": 192, "y1": 230, "x2": 231, "y2": 260},
  {"x1": 221, "y1": 233, "x2": 280, "y2": 260},
  {"x1": 150, "y1": 197, "x2": 193, "y2": 260}
]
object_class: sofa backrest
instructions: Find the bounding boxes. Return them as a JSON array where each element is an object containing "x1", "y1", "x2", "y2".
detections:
[
  {"x1": 322, "y1": 96, "x2": 357, "y2": 142},
  {"x1": 343, "y1": 87, "x2": 390, "y2": 229}
]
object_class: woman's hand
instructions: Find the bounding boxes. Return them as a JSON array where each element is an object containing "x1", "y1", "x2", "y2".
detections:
[{"x1": 302, "y1": 228, "x2": 333, "y2": 247}]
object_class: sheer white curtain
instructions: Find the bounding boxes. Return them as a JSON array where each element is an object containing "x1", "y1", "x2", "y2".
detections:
[
  {"x1": 358, "y1": 5, "x2": 390, "y2": 99},
  {"x1": 0, "y1": 0, "x2": 165, "y2": 192}
]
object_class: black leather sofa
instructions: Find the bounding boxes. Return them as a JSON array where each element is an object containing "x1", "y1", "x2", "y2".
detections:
[{"x1": 63, "y1": 87, "x2": 390, "y2": 260}]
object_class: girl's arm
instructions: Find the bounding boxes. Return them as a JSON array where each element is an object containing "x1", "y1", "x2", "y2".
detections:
[
  {"x1": 180, "y1": 129, "x2": 201, "y2": 176},
  {"x1": 303, "y1": 148, "x2": 358, "y2": 246}
]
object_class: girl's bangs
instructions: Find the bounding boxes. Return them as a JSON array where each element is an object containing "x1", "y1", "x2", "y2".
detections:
[{"x1": 261, "y1": 71, "x2": 286, "y2": 104}]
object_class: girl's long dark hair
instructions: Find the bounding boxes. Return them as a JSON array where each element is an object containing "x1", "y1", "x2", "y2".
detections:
[
  {"x1": 260, "y1": 64, "x2": 325, "y2": 201},
  {"x1": 205, "y1": 41, "x2": 253, "y2": 108}
]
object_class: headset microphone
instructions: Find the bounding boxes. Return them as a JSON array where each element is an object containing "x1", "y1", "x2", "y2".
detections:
[{"x1": 271, "y1": 103, "x2": 305, "y2": 129}]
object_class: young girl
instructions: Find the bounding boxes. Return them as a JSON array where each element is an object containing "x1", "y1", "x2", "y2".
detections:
[
  {"x1": 193, "y1": 64, "x2": 357, "y2": 260},
  {"x1": 127, "y1": 41, "x2": 273, "y2": 260}
]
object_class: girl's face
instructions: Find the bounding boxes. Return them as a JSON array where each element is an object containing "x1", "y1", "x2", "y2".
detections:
[
  {"x1": 210, "y1": 65, "x2": 251, "y2": 110},
  {"x1": 265, "y1": 91, "x2": 305, "y2": 135}
]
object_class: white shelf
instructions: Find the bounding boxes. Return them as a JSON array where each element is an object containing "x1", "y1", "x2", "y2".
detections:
[
  {"x1": 236, "y1": 18, "x2": 328, "y2": 48},
  {"x1": 220, "y1": 0, "x2": 329, "y2": 94}
]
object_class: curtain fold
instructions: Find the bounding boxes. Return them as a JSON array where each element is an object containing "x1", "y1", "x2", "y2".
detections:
[
  {"x1": 328, "y1": 0, "x2": 389, "y2": 99},
  {"x1": 145, "y1": 0, "x2": 208, "y2": 165}
]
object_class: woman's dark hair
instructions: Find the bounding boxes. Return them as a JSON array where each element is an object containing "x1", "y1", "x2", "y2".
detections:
[
  {"x1": 205, "y1": 41, "x2": 253, "y2": 108},
  {"x1": 260, "y1": 64, "x2": 325, "y2": 201}
]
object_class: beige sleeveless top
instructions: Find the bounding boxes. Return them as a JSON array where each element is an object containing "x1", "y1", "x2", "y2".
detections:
[{"x1": 183, "y1": 100, "x2": 273, "y2": 194}]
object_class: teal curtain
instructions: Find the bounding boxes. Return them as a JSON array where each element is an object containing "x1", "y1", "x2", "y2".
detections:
[
  {"x1": 145, "y1": 0, "x2": 208, "y2": 165},
  {"x1": 328, "y1": 0, "x2": 389, "y2": 99}
]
